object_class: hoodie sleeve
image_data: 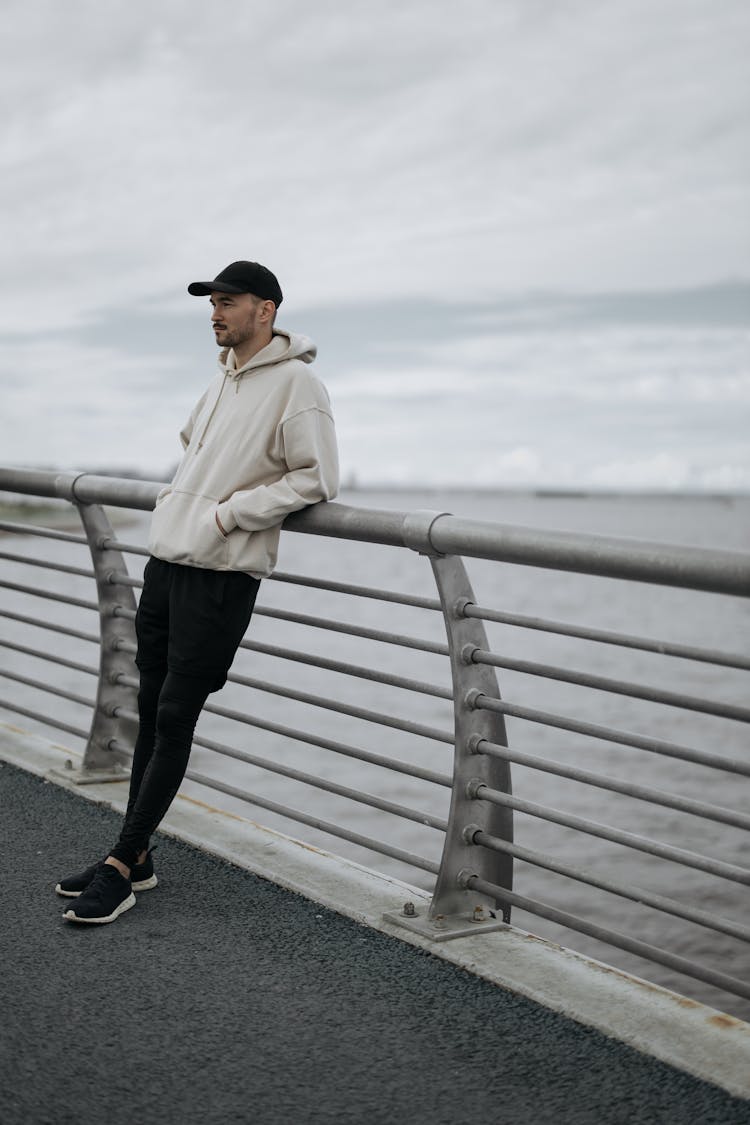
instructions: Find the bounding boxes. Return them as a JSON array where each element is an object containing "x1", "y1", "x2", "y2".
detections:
[{"x1": 215, "y1": 406, "x2": 339, "y2": 533}]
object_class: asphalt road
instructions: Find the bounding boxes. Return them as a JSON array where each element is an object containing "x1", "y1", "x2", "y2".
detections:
[{"x1": 1, "y1": 759, "x2": 747, "y2": 1125}]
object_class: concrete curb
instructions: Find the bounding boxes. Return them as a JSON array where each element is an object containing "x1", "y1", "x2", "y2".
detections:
[{"x1": 2, "y1": 719, "x2": 748, "y2": 1101}]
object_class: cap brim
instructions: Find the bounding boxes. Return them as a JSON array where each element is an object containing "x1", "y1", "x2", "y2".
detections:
[{"x1": 187, "y1": 281, "x2": 247, "y2": 296}]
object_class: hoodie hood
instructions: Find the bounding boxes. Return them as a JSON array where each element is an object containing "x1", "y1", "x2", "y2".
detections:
[{"x1": 219, "y1": 329, "x2": 317, "y2": 379}]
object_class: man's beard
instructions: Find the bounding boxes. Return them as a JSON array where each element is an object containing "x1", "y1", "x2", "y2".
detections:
[
  {"x1": 213, "y1": 319, "x2": 255, "y2": 348},
  {"x1": 215, "y1": 324, "x2": 254, "y2": 348}
]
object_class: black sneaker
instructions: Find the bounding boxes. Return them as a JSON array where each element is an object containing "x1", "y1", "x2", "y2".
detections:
[
  {"x1": 62, "y1": 865, "x2": 136, "y2": 925},
  {"x1": 56, "y1": 848, "x2": 158, "y2": 897}
]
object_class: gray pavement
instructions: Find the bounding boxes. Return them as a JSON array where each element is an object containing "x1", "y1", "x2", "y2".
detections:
[{"x1": 1, "y1": 758, "x2": 748, "y2": 1125}]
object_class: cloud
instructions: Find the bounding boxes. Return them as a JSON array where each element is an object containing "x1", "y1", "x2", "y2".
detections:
[
  {"x1": 0, "y1": 0, "x2": 747, "y2": 333},
  {"x1": 323, "y1": 294, "x2": 750, "y2": 489},
  {"x1": 1, "y1": 284, "x2": 747, "y2": 488},
  {"x1": 0, "y1": 2, "x2": 747, "y2": 490},
  {"x1": 0, "y1": 337, "x2": 195, "y2": 474}
]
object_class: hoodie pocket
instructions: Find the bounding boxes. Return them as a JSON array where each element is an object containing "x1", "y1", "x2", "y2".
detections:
[{"x1": 148, "y1": 490, "x2": 229, "y2": 569}]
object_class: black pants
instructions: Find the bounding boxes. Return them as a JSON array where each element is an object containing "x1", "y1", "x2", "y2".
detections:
[{"x1": 110, "y1": 557, "x2": 260, "y2": 867}]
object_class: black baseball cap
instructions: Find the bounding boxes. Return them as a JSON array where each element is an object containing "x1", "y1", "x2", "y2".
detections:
[{"x1": 187, "y1": 261, "x2": 283, "y2": 306}]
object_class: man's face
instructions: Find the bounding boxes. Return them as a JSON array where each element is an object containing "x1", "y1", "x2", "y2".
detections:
[{"x1": 209, "y1": 291, "x2": 265, "y2": 350}]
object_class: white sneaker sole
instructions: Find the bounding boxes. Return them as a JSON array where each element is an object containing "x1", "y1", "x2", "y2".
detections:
[
  {"x1": 56, "y1": 885, "x2": 82, "y2": 898},
  {"x1": 62, "y1": 892, "x2": 137, "y2": 924},
  {"x1": 132, "y1": 874, "x2": 158, "y2": 892}
]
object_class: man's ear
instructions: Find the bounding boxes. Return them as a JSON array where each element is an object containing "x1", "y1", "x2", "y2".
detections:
[{"x1": 259, "y1": 300, "x2": 275, "y2": 323}]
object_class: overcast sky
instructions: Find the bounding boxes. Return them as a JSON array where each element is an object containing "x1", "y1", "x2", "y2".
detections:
[{"x1": 1, "y1": 0, "x2": 748, "y2": 488}]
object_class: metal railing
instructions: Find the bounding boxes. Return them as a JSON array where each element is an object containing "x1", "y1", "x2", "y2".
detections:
[{"x1": 0, "y1": 467, "x2": 748, "y2": 1016}]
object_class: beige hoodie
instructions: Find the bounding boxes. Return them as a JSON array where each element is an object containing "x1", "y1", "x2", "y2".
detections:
[{"x1": 148, "y1": 330, "x2": 339, "y2": 577}]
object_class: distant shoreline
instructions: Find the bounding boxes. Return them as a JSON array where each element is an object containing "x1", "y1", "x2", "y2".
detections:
[{"x1": 339, "y1": 484, "x2": 750, "y2": 502}]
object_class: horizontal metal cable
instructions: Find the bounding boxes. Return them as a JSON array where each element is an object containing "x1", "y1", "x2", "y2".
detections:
[
  {"x1": 103, "y1": 554, "x2": 436, "y2": 610},
  {"x1": 184, "y1": 768, "x2": 441, "y2": 876},
  {"x1": 467, "y1": 874, "x2": 750, "y2": 1003},
  {"x1": 116, "y1": 699, "x2": 448, "y2": 816},
  {"x1": 0, "y1": 519, "x2": 88, "y2": 545},
  {"x1": 0, "y1": 550, "x2": 95, "y2": 580},
  {"x1": 115, "y1": 636, "x2": 451, "y2": 701},
  {"x1": 115, "y1": 703, "x2": 451, "y2": 788},
  {"x1": 238, "y1": 640, "x2": 452, "y2": 700},
  {"x1": 100, "y1": 537, "x2": 150, "y2": 557},
  {"x1": 189, "y1": 730, "x2": 447, "y2": 832},
  {"x1": 0, "y1": 578, "x2": 98, "y2": 613},
  {"x1": 470, "y1": 648, "x2": 750, "y2": 723},
  {"x1": 476, "y1": 739, "x2": 750, "y2": 830},
  {"x1": 112, "y1": 581, "x2": 447, "y2": 654},
  {"x1": 463, "y1": 603, "x2": 750, "y2": 671},
  {"x1": 226, "y1": 673, "x2": 454, "y2": 743},
  {"x1": 473, "y1": 694, "x2": 750, "y2": 776},
  {"x1": 0, "y1": 697, "x2": 90, "y2": 740},
  {"x1": 113, "y1": 607, "x2": 136, "y2": 622},
  {"x1": 0, "y1": 667, "x2": 94, "y2": 708},
  {"x1": 471, "y1": 831, "x2": 750, "y2": 942},
  {"x1": 471, "y1": 783, "x2": 750, "y2": 885},
  {"x1": 117, "y1": 670, "x2": 453, "y2": 744},
  {"x1": 110, "y1": 739, "x2": 440, "y2": 877},
  {"x1": 0, "y1": 608, "x2": 99, "y2": 644},
  {"x1": 0, "y1": 638, "x2": 98, "y2": 677},
  {"x1": 253, "y1": 605, "x2": 449, "y2": 655},
  {"x1": 269, "y1": 569, "x2": 442, "y2": 611},
  {"x1": 108, "y1": 571, "x2": 142, "y2": 589}
]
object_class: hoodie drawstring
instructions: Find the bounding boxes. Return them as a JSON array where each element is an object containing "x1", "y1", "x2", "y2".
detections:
[{"x1": 196, "y1": 373, "x2": 229, "y2": 451}]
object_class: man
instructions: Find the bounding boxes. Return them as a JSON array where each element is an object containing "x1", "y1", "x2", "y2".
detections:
[{"x1": 56, "y1": 260, "x2": 339, "y2": 924}]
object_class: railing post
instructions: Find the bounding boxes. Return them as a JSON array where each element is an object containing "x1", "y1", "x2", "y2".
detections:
[
  {"x1": 427, "y1": 553, "x2": 513, "y2": 924},
  {"x1": 63, "y1": 502, "x2": 139, "y2": 782},
  {"x1": 385, "y1": 512, "x2": 513, "y2": 941}
]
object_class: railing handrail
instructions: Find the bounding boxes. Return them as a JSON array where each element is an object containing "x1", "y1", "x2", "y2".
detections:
[
  {"x1": 1, "y1": 464, "x2": 749, "y2": 1010},
  {"x1": 1, "y1": 467, "x2": 748, "y2": 596}
]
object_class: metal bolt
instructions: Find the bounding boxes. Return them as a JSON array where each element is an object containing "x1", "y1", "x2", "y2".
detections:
[
  {"x1": 464, "y1": 688, "x2": 482, "y2": 710},
  {"x1": 466, "y1": 777, "x2": 485, "y2": 800},
  {"x1": 402, "y1": 902, "x2": 417, "y2": 917},
  {"x1": 466, "y1": 734, "x2": 484, "y2": 755},
  {"x1": 433, "y1": 914, "x2": 446, "y2": 930},
  {"x1": 471, "y1": 904, "x2": 487, "y2": 923}
]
